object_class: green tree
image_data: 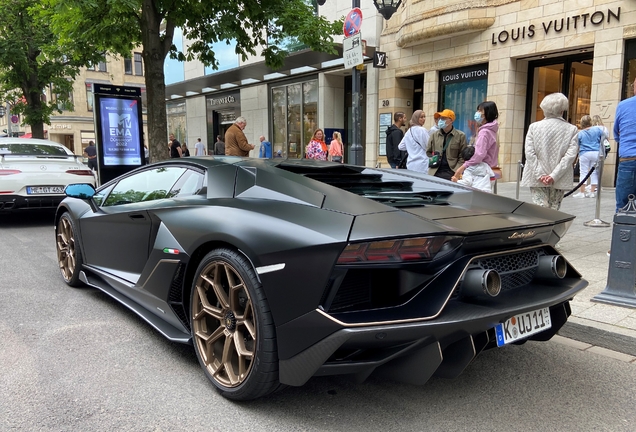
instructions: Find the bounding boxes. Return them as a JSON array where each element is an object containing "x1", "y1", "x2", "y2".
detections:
[
  {"x1": 0, "y1": 0, "x2": 102, "y2": 138},
  {"x1": 44, "y1": 0, "x2": 342, "y2": 162}
]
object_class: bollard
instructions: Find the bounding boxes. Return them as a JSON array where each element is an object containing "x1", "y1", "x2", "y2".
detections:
[
  {"x1": 593, "y1": 194, "x2": 636, "y2": 308},
  {"x1": 584, "y1": 155, "x2": 610, "y2": 227},
  {"x1": 515, "y1": 160, "x2": 523, "y2": 200}
]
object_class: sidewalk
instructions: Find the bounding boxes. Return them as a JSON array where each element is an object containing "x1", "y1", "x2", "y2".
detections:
[{"x1": 495, "y1": 181, "x2": 636, "y2": 355}]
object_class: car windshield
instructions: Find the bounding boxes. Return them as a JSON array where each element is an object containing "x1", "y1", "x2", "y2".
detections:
[{"x1": 0, "y1": 143, "x2": 70, "y2": 157}]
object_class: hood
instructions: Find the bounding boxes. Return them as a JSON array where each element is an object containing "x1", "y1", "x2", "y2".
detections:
[
  {"x1": 479, "y1": 120, "x2": 499, "y2": 139},
  {"x1": 385, "y1": 124, "x2": 400, "y2": 136}
]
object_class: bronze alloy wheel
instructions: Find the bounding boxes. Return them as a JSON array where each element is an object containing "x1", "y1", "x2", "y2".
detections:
[
  {"x1": 192, "y1": 259, "x2": 257, "y2": 388},
  {"x1": 56, "y1": 213, "x2": 83, "y2": 287}
]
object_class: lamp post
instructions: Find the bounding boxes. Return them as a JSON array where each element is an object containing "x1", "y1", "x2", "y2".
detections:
[
  {"x1": 349, "y1": 0, "x2": 402, "y2": 166},
  {"x1": 319, "y1": 0, "x2": 402, "y2": 165},
  {"x1": 373, "y1": 0, "x2": 402, "y2": 21},
  {"x1": 349, "y1": 0, "x2": 363, "y2": 166}
]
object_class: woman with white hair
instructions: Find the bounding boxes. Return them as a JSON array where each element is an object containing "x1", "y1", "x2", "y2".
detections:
[{"x1": 520, "y1": 93, "x2": 579, "y2": 210}]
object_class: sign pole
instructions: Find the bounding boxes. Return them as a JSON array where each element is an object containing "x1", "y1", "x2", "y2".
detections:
[{"x1": 350, "y1": 0, "x2": 363, "y2": 166}]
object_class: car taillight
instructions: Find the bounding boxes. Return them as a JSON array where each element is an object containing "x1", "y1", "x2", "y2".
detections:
[
  {"x1": 66, "y1": 170, "x2": 94, "y2": 176},
  {"x1": 337, "y1": 236, "x2": 460, "y2": 264},
  {"x1": 0, "y1": 169, "x2": 21, "y2": 176}
]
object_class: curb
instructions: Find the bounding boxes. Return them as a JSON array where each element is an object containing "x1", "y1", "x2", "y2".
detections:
[{"x1": 559, "y1": 317, "x2": 636, "y2": 357}]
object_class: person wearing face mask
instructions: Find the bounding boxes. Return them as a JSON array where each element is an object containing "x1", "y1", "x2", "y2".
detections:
[
  {"x1": 452, "y1": 101, "x2": 500, "y2": 189},
  {"x1": 426, "y1": 109, "x2": 468, "y2": 180}
]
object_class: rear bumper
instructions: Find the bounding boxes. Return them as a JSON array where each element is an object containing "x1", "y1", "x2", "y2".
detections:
[
  {"x1": 0, "y1": 194, "x2": 64, "y2": 211},
  {"x1": 279, "y1": 277, "x2": 586, "y2": 386}
]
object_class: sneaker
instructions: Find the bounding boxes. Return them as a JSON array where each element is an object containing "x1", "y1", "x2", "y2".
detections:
[
  {"x1": 586, "y1": 192, "x2": 596, "y2": 198},
  {"x1": 572, "y1": 192, "x2": 586, "y2": 198}
]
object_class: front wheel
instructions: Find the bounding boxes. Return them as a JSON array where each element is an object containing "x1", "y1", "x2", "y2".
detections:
[
  {"x1": 56, "y1": 213, "x2": 84, "y2": 287},
  {"x1": 190, "y1": 248, "x2": 279, "y2": 400}
]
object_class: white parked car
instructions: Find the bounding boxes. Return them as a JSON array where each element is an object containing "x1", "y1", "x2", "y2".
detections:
[{"x1": 0, "y1": 138, "x2": 96, "y2": 212}]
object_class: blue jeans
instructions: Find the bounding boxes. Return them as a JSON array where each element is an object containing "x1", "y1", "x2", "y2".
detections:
[{"x1": 615, "y1": 159, "x2": 636, "y2": 213}]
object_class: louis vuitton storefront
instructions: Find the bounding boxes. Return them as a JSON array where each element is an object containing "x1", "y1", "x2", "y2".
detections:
[{"x1": 379, "y1": 1, "x2": 636, "y2": 185}]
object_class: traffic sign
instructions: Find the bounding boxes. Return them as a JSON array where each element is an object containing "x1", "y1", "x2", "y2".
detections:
[
  {"x1": 11, "y1": 115, "x2": 19, "y2": 124},
  {"x1": 343, "y1": 32, "x2": 364, "y2": 69},
  {"x1": 343, "y1": 7, "x2": 363, "y2": 37}
]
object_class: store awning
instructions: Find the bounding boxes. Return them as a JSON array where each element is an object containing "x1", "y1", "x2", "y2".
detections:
[{"x1": 165, "y1": 44, "x2": 375, "y2": 100}]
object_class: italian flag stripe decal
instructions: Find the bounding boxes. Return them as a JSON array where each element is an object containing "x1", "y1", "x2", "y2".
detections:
[{"x1": 163, "y1": 248, "x2": 180, "y2": 255}]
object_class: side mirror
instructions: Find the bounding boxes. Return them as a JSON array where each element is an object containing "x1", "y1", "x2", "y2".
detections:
[{"x1": 65, "y1": 183, "x2": 96, "y2": 199}]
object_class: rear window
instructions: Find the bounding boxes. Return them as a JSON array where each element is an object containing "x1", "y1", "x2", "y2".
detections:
[{"x1": 0, "y1": 143, "x2": 70, "y2": 157}]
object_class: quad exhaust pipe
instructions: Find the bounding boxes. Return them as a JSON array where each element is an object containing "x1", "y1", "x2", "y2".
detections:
[
  {"x1": 536, "y1": 255, "x2": 567, "y2": 279},
  {"x1": 462, "y1": 269, "x2": 502, "y2": 297},
  {"x1": 462, "y1": 255, "x2": 567, "y2": 298}
]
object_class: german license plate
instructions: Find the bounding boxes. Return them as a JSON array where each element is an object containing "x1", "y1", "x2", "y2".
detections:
[
  {"x1": 495, "y1": 307, "x2": 551, "y2": 347},
  {"x1": 27, "y1": 186, "x2": 64, "y2": 194}
]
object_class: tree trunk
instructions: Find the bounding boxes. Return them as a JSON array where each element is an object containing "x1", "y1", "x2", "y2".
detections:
[
  {"x1": 141, "y1": 0, "x2": 174, "y2": 163},
  {"x1": 22, "y1": 83, "x2": 45, "y2": 139}
]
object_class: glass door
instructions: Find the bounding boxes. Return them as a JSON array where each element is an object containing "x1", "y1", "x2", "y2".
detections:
[{"x1": 526, "y1": 54, "x2": 593, "y2": 127}]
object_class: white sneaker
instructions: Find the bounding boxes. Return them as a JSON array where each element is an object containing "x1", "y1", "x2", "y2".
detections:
[
  {"x1": 572, "y1": 192, "x2": 586, "y2": 198},
  {"x1": 586, "y1": 192, "x2": 596, "y2": 198}
]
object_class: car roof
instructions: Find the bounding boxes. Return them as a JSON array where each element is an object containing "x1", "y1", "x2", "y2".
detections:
[{"x1": 0, "y1": 138, "x2": 74, "y2": 154}]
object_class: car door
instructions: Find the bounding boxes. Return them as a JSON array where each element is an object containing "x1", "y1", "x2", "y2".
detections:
[{"x1": 80, "y1": 166, "x2": 188, "y2": 283}]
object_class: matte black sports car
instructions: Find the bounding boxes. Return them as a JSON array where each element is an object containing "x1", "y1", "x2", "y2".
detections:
[{"x1": 55, "y1": 157, "x2": 587, "y2": 400}]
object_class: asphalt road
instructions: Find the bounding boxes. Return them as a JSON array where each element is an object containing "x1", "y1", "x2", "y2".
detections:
[{"x1": 1, "y1": 212, "x2": 635, "y2": 432}]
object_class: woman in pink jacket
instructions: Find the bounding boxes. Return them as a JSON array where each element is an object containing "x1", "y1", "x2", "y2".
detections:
[{"x1": 452, "y1": 101, "x2": 499, "y2": 190}]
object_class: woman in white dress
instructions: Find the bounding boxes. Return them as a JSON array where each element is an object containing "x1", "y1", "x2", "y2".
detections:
[{"x1": 398, "y1": 110, "x2": 429, "y2": 173}]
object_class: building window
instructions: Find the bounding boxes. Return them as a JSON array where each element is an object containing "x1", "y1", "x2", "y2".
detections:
[
  {"x1": 167, "y1": 101, "x2": 187, "y2": 143},
  {"x1": 204, "y1": 40, "x2": 240, "y2": 75},
  {"x1": 438, "y1": 64, "x2": 489, "y2": 144},
  {"x1": 50, "y1": 84, "x2": 74, "y2": 111},
  {"x1": 124, "y1": 58, "x2": 133, "y2": 75},
  {"x1": 134, "y1": 53, "x2": 143, "y2": 76},
  {"x1": 622, "y1": 39, "x2": 636, "y2": 101},
  {"x1": 85, "y1": 83, "x2": 93, "y2": 111},
  {"x1": 271, "y1": 79, "x2": 318, "y2": 159},
  {"x1": 88, "y1": 61, "x2": 107, "y2": 72}
]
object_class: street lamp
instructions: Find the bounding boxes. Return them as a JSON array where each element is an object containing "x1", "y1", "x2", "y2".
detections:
[
  {"x1": 372, "y1": 0, "x2": 402, "y2": 21},
  {"x1": 0, "y1": 105, "x2": 5, "y2": 118}
]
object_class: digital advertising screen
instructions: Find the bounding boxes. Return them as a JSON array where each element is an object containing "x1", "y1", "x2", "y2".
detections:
[{"x1": 99, "y1": 97, "x2": 142, "y2": 166}]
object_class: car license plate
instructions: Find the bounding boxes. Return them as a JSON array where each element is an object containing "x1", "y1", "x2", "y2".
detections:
[
  {"x1": 27, "y1": 186, "x2": 65, "y2": 194},
  {"x1": 495, "y1": 307, "x2": 551, "y2": 347}
]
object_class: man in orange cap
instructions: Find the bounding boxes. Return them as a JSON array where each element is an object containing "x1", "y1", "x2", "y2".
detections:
[{"x1": 426, "y1": 108, "x2": 468, "y2": 180}]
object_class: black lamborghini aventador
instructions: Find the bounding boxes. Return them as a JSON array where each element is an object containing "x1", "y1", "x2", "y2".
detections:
[{"x1": 54, "y1": 157, "x2": 587, "y2": 400}]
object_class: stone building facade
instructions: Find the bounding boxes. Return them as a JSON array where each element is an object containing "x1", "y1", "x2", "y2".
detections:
[{"x1": 379, "y1": 0, "x2": 636, "y2": 185}]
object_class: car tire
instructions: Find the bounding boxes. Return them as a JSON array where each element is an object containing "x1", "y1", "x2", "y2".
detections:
[
  {"x1": 190, "y1": 248, "x2": 279, "y2": 401},
  {"x1": 55, "y1": 213, "x2": 84, "y2": 287}
]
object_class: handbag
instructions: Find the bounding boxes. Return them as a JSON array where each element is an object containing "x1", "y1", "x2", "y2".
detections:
[
  {"x1": 332, "y1": 156, "x2": 343, "y2": 163},
  {"x1": 429, "y1": 151, "x2": 441, "y2": 168},
  {"x1": 429, "y1": 136, "x2": 451, "y2": 168},
  {"x1": 603, "y1": 138, "x2": 611, "y2": 157}
]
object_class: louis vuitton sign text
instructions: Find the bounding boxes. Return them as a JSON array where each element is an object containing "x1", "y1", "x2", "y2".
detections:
[{"x1": 492, "y1": 7, "x2": 620, "y2": 45}]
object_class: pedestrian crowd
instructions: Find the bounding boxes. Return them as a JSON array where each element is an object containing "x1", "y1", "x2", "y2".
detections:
[{"x1": 153, "y1": 76, "x2": 636, "y2": 220}]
